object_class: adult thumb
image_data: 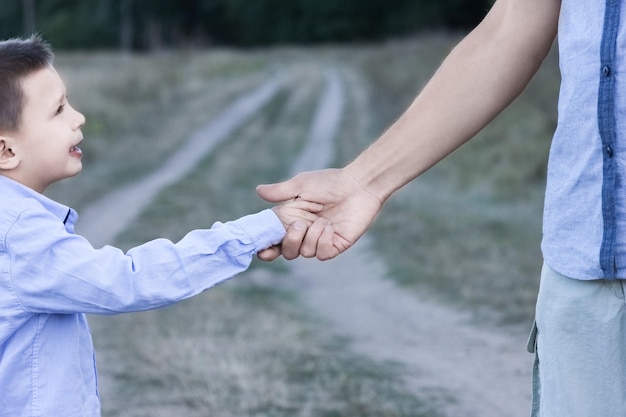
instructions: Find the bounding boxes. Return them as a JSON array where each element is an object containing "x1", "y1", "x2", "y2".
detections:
[{"x1": 256, "y1": 181, "x2": 297, "y2": 203}]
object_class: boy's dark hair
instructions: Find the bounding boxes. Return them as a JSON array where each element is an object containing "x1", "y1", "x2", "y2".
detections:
[{"x1": 0, "y1": 34, "x2": 54, "y2": 133}]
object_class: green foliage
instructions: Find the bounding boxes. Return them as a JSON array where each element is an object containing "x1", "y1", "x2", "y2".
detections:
[
  {"x1": 37, "y1": 0, "x2": 118, "y2": 49},
  {"x1": 0, "y1": 2, "x2": 22, "y2": 39},
  {"x1": 1, "y1": 0, "x2": 493, "y2": 49}
]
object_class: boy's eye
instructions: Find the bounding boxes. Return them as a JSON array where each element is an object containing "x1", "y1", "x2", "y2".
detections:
[{"x1": 55, "y1": 104, "x2": 65, "y2": 115}]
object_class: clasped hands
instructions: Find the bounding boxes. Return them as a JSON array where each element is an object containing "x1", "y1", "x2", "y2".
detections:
[{"x1": 260, "y1": 168, "x2": 383, "y2": 261}]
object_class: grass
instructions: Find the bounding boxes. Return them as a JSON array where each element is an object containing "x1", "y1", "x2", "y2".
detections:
[
  {"x1": 80, "y1": 54, "x2": 443, "y2": 415},
  {"x1": 48, "y1": 49, "x2": 276, "y2": 210},
  {"x1": 92, "y1": 280, "x2": 440, "y2": 417},
  {"x1": 112, "y1": 63, "x2": 326, "y2": 248},
  {"x1": 45, "y1": 32, "x2": 561, "y2": 415}
]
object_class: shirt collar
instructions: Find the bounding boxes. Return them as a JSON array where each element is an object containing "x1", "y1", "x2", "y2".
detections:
[{"x1": 0, "y1": 176, "x2": 78, "y2": 229}]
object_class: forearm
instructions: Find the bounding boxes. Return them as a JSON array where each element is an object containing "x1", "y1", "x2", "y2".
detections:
[
  {"x1": 7, "y1": 209, "x2": 285, "y2": 314},
  {"x1": 346, "y1": 0, "x2": 560, "y2": 202}
]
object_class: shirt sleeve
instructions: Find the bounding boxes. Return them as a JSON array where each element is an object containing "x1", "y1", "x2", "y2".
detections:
[{"x1": 4, "y1": 207, "x2": 285, "y2": 315}]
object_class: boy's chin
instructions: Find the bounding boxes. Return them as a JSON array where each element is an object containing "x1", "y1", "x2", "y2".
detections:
[
  {"x1": 67, "y1": 167, "x2": 83, "y2": 179},
  {"x1": 58, "y1": 166, "x2": 83, "y2": 182}
]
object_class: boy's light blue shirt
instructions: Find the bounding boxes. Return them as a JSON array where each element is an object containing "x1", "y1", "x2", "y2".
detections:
[
  {"x1": 542, "y1": 0, "x2": 626, "y2": 279},
  {"x1": 0, "y1": 175, "x2": 285, "y2": 416}
]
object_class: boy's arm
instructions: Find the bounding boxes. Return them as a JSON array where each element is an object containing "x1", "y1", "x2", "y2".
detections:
[
  {"x1": 2, "y1": 205, "x2": 305, "y2": 315},
  {"x1": 258, "y1": 0, "x2": 561, "y2": 260}
]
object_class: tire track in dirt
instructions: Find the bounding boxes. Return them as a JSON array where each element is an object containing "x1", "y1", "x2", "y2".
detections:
[
  {"x1": 75, "y1": 73, "x2": 286, "y2": 406},
  {"x1": 76, "y1": 66, "x2": 535, "y2": 417},
  {"x1": 284, "y1": 66, "x2": 534, "y2": 417},
  {"x1": 76, "y1": 73, "x2": 286, "y2": 248},
  {"x1": 289, "y1": 68, "x2": 345, "y2": 175}
]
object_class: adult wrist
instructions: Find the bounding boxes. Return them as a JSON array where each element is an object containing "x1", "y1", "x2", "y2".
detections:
[{"x1": 344, "y1": 150, "x2": 402, "y2": 204}]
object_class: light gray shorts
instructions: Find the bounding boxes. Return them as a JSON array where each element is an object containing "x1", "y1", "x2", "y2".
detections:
[{"x1": 528, "y1": 264, "x2": 626, "y2": 417}]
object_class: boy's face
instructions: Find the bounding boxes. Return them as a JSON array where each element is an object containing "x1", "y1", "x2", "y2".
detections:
[{"x1": 4, "y1": 65, "x2": 85, "y2": 193}]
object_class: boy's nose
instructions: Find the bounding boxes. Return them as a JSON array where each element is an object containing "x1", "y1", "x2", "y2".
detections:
[{"x1": 74, "y1": 109, "x2": 86, "y2": 129}]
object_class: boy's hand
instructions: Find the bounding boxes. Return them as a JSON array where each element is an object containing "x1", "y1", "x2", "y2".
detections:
[
  {"x1": 268, "y1": 199, "x2": 330, "y2": 261},
  {"x1": 258, "y1": 168, "x2": 382, "y2": 261},
  {"x1": 271, "y1": 199, "x2": 323, "y2": 229}
]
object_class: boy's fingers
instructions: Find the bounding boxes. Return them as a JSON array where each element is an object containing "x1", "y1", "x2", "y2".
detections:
[
  {"x1": 257, "y1": 246, "x2": 281, "y2": 262},
  {"x1": 281, "y1": 221, "x2": 307, "y2": 260},
  {"x1": 284, "y1": 207, "x2": 319, "y2": 223},
  {"x1": 288, "y1": 199, "x2": 324, "y2": 212}
]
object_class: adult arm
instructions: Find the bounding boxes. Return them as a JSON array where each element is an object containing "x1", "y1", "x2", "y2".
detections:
[{"x1": 258, "y1": 0, "x2": 561, "y2": 260}]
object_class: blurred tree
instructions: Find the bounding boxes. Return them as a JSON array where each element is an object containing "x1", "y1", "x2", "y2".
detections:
[
  {"x1": 22, "y1": 0, "x2": 36, "y2": 36},
  {"x1": 34, "y1": 0, "x2": 117, "y2": 49},
  {"x1": 0, "y1": 0, "x2": 494, "y2": 50},
  {"x1": 120, "y1": 0, "x2": 133, "y2": 51},
  {"x1": 0, "y1": 2, "x2": 23, "y2": 40}
]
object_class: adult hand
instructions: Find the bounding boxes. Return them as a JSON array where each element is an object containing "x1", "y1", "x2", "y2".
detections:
[{"x1": 256, "y1": 168, "x2": 384, "y2": 261}]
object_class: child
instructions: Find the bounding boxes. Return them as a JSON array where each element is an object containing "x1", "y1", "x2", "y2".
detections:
[{"x1": 0, "y1": 35, "x2": 318, "y2": 416}]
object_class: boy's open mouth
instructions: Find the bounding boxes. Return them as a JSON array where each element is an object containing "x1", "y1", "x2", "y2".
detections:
[{"x1": 70, "y1": 145, "x2": 83, "y2": 157}]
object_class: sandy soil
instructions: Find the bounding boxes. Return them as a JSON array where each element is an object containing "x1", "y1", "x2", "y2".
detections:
[
  {"x1": 78, "y1": 69, "x2": 534, "y2": 417},
  {"x1": 283, "y1": 68, "x2": 534, "y2": 417},
  {"x1": 285, "y1": 242, "x2": 533, "y2": 417}
]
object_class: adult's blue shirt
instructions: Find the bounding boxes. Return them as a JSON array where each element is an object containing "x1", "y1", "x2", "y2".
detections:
[
  {"x1": 542, "y1": 0, "x2": 626, "y2": 279},
  {"x1": 0, "y1": 175, "x2": 285, "y2": 416}
]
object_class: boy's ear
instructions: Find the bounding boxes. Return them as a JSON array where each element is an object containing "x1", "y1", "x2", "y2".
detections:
[{"x1": 0, "y1": 137, "x2": 19, "y2": 170}]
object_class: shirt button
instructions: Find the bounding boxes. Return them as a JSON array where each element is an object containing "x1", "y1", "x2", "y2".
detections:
[
  {"x1": 607, "y1": 144, "x2": 614, "y2": 157},
  {"x1": 603, "y1": 65, "x2": 612, "y2": 77}
]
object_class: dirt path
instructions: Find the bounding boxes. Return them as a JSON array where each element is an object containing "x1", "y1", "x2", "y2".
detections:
[
  {"x1": 283, "y1": 67, "x2": 534, "y2": 417},
  {"x1": 75, "y1": 73, "x2": 285, "y2": 247},
  {"x1": 77, "y1": 74, "x2": 287, "y2": 406},
  {"x1": 79, "y1": 68, "x2": 534, "y2": 417}
]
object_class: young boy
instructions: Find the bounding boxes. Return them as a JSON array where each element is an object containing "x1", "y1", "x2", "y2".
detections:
[{"x1": 0, "y1": 35, "x2": 319, "y2": 416}]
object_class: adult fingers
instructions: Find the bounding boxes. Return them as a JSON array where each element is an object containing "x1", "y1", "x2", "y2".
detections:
[
  {"x1": 316, "y1": 225, "x2": 339, "y2": 261},
  {"x1": 299, "y1": 218, "x2": 329, "y2": 258},
  {"x1": 257, "y1": 170, "x2": 336, "y2": 203},
  {"x1": 281, "y1": 220, "x2": 308, "y2": 260},
  {"x1": 256, "y1": 180, "x2": 298, "y2": 203}
]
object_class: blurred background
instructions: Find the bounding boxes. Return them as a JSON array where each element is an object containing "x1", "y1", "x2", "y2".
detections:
[
  {"x1": 1, "y1": 1, "x2": 562, "y2": 416},
  {"x1": 3, "y1": 0, "x2": 492, "y2": 50}
]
